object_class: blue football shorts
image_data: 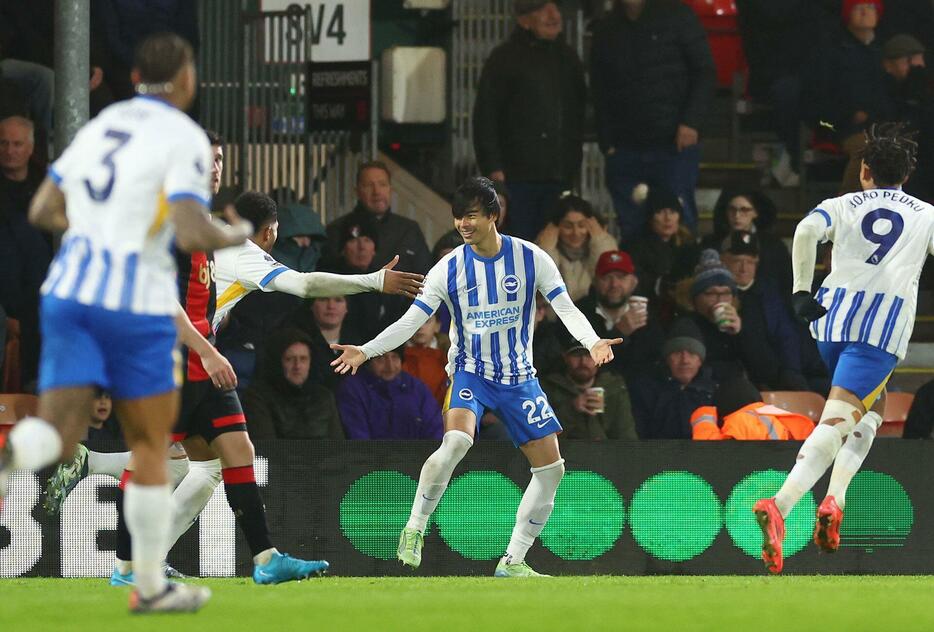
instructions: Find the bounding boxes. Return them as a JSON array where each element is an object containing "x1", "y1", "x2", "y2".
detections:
[
  {"x1": 39, "y1": 295, "x2": 180, "y2": 400},
  {"x1": 443, "y1": 370, "x2": 562, "y2": 447},
  {"x1": 817, "y1": 341, "x2": 898, "y2": 409}
]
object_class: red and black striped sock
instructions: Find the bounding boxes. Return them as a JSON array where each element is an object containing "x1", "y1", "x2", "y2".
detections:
[{"x1": 222, "y1": 465, "x2": 273, "y2": 557}]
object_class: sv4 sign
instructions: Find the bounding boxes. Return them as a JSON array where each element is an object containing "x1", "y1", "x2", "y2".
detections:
[{"x1": 262, "y1": 0, "x2": 371, "y2": 62}]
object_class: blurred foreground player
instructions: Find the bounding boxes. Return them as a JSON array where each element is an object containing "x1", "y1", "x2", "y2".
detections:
[
  {"x1": 754, "y1": 123, "x2": 933, "y2": 573},
  {"x1": 331, "y1": 177, "x2": 622, "y2": 577},
  {"x1": 0, "y1": 33, "x2": 252, "y2": 612}
]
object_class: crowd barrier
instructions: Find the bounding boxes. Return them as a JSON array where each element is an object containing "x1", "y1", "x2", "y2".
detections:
[{"x1": 2, "y1": 440, "x2": 931, "y2": 577}]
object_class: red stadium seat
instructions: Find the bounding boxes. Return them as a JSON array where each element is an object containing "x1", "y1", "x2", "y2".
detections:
[
  {"x1": 0, "y1": 393, "x2": 38, "y2": 437},
  {"x1": 761, "y1": 391, "x2": 826, "y2": 423},
  {"x1": 685, "y1": 0, "x2": 746, "y2": 88},
  {"x1": 876, "y1": 392, "x2": 914, "y2": 438}
]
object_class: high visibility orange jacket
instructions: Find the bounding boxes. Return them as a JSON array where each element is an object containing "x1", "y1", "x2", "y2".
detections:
[{"x1": 691, "y1": 403, "x2": 815, "y2": 440}]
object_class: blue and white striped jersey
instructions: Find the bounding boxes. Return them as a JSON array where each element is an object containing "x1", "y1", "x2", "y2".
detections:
[
  {"x1": 803, "y1": 188, "x2": 934, "y2": 359},
  {"x1": 41, "y1": 95, "x2": 213, "y2": 316},
  {"x1": 412, "y1": 235, "x2": 566, "y2": 384}
]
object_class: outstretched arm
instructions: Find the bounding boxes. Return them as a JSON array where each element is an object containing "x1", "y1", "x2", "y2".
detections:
[
  {"x1": 266, "y1": 255, "x2": 424, "y2": 299},
  {"x1": 330, "y1": 303, "x2": 431, "y2": 375},
  {"x1": 550, "y1": 291, "x2": 622, "y2": 366}
]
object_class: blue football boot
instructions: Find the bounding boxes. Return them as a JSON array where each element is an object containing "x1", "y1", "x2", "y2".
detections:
[
  {"x1": 110, "y1": 568, "x2": 135, "y2": 586},
  {"x1": 252, "y1": 552, "x2": 329, "y2": 585}
]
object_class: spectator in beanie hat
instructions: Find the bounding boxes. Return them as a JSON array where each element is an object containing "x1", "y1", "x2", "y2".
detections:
[
  {"x1": 671, "y1": 249, "x2": 777, "y2": 384},
  {"x1": 629, "y1": 317, "x2": 716, "y2": 439}
]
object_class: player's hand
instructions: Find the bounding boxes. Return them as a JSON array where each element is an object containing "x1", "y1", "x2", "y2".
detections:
[
  {"x1": 590, "y1": 338, "x2": 623, "y2": 366},
  {"x1": 330, "y1": 344, "x2": 367, "y2": 375},
  {"x1": 791, "y1": 291, "x2": 828, "y2": 324},
  {"x1": 584, "y1": 216, "x2": 607, "y2": 238},
  {"x1": 200, "y1": 347, "x2": 237, "y2": 390},
  {"x1": 676, "y1": 125, "x2": 699, "y2": 151},
  {"x1": 381, "y1": 255, "x2": 425, "y2": 299},
  {"x1": 614, "y1": 307, "x2": 647, "y2": 337}
]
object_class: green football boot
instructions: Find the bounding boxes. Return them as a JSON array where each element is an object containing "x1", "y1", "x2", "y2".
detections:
[
  {"x1": 43, "y1": 443, "x2": 89, "y2": 516},
  {"x1": 397, "y1": 528, "x2": 424, "y2": 569},
  {"x1": 494, "y1": 557, "x2": 550, "y2": 578}
]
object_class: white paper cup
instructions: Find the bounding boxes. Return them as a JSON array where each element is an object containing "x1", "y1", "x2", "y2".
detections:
[
  {"x1": 713, "y1": 302, "x2": 731, "y2": 331},
  {"x1": 628, "y1": 295, "x2": 648, "y2": 314},
  {"x1": 587, "y1": 387, "x2": 606, "y2": 414}
]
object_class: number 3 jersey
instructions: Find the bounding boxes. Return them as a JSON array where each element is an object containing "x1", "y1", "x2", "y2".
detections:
[
  {"x1": 803, "y1": 188, "x2": 934, "y2": 359},
  {"x1": 41, "y1": 95, "x2": 213, "y2": 316}
]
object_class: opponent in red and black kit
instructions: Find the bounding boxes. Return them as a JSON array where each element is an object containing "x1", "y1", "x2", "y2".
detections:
[
  {"x1": 173, "y1": 249, "x2": 246, "y2": 443},
  {"x1": 113, "y1": 132, "x2": 325, "y2": 584}
]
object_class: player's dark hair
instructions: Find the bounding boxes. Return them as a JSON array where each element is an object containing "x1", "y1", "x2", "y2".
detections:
[
  {"x1": 234, "y1": 191, "x2": 278, "y2": 231},
  {"x1": 356, "y1": 160, "x2": 392, "y2": 185},
  {"x1": 204, "y1": 128, "x2": 224, "y2": 147},
  {"x1": 134, "y1": 32, "x2": 194, "y2": 84},
  {"x1": 452, "y1": 176, "x2": 500, "y2": 220},
  {"x1": 861, "y1": 122, "x2": 918, "y2": 187},
  {"x1": 549, "y1": 192, "x2": 594, "y2": 226}
]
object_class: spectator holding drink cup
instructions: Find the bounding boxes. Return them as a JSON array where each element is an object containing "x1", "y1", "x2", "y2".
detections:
[
  {"x1": 671, "y1": 249, "x2": 776, "y2": 385},
  {"x1": 576, "y1": 250, "x2": 666, "y2": 380},
  {"x1": 540, "y1": 341, "x2": 637, "y2": 441}
]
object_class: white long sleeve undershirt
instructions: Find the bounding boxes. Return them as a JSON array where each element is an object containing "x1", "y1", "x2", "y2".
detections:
[{"x1": 269, "y1": 268, "x2": 385, "y2": 298}]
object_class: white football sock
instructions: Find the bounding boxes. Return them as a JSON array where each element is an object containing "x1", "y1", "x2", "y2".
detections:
[
  {"x1": 774, "y1": 424, "x2": 843, "y2": 518},
  {"x1": 405, "y1": 430, "x2": 473, "y2": 533},
  {"x1": 125, "y1": 482, "x2": 172, "y2": 599},
  {"x1": 87, "y1": 451, "x2": 131, "y2": 480},
  {"x1": 253, "y1": 548, "x2": 278, "y2": 566},
  {"x1": 827, "y1": 411, "x2": 882, "y2": 509},
  {"x1": 163, "y1": 459, "x2": 221, "y2": 557},
  {"x1": 167, "y1": 457, "x2": 191, "y2": 489},
  {"x1": 504, "y1": 459, "x2": 565, "y2": 564},
  {"x1": 9, "y1": 417, "x2": 62, "y2": 471}
]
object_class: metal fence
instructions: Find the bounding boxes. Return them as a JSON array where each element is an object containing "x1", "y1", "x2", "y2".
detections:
[{"x1": 198, "y1": 1, "x2": 371, "y2": 220}]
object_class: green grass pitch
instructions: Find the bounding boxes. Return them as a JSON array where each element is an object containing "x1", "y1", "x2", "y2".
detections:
[{"x1": 3, "y1": 576, "x2": 934, "y2": 631}]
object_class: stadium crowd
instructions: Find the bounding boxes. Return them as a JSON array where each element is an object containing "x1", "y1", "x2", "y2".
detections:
[{"x1": 2, "y1": 0, "x2": 934, "y2": 443}]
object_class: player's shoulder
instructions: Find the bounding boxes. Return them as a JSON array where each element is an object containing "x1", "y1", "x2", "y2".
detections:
[
  {"x1": 499, "y1": 233, "x2": 541, "y2": 255},
  {"x1": 431, "y1": 245, "x2": 464, "y2": 272},
  {"x1": 217, "y1": 236, "x2": 260, "y2": 261}
]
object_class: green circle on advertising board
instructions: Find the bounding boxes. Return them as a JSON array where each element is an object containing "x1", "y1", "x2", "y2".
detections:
[
  {"x1": 540, "y1": 471, "x2": 625, "y2": 560},
  {"x1": 629, "y1": 471, "x2": 722, "y2": 562},
  {"x1": 434, "y1": 471, "x2": 523, "y2": 560},
  {"x1": 724, "y1": 469, "x2": 816, "y2": 559},
  {"x1": 840, "y1": 470, "x2": 913, "y2": 551},
  {"x1": 339, "y1": 470, "x2": 417, "y2": 560}
]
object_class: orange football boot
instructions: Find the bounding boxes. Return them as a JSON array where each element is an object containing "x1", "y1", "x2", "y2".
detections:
[
  {"x1": 814, "y1": 496, "x2": 843, "y2": 553},
  {"x1": 753, "y1": 498, "x2": 785, "y2": 574}
]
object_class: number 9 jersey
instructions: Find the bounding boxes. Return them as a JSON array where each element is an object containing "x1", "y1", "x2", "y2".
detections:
[
  {"x1": 803, "y1": 188, "x2": 934, "y2": 359},
  {"x1": 41, "y1": 95, "x2": 213, "y2": 317}
]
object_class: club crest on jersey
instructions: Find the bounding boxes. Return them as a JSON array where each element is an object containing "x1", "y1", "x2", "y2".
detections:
[
  {"x1": 500, "y1": 274, "x2": 521, "y2": 294},
  {"x1": 458, "y1": 388, "x2": 474, "y2": 401}
]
